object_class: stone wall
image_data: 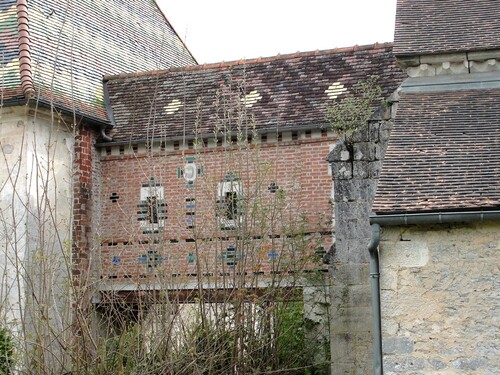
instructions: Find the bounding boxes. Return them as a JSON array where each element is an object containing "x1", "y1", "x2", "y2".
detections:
[
  {"x1": 327, "y1": 103, "x2": 395, "y2": 374},
  {"x1": 379, "y1": 221, "x2": 500, "y2": 374}
]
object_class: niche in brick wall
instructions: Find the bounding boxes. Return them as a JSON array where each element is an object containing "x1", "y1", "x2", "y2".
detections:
[
  {"x1": 217, "y1": 172, "x2": 243, "y2": 230},
  {"x1": 177, "y1": 156, "x2": 204, "y2": 188},
  {"x1": 185, "y1": 198, "x2": 196, "y2": 229},
  {"x1": 138, "y1": 249, "x2": 166, "y2": 272},
  {"x1": 137, "y1": 178, "x2": 167, "y2": 234},
  {"x1": 221, "y1": 244, "x2": 242, "y2": 269}
]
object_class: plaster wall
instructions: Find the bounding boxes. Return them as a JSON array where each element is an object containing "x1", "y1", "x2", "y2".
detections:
[
  {"x1": 379, "y1": 222, "x2": 500, "y2": 374},
  {"x1": 0, "y1": 105, "x2": 74, "y2": 367},
  {"x1": 0, "y1": 106, "x2": 29, "y2": 325}
]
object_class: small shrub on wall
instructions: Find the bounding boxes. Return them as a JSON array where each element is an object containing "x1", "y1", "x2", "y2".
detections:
[{"x1": 326, "y1": 75, "x2": 382, "y2": 146}]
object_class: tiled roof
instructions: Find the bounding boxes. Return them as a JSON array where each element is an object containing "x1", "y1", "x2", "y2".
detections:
[
  {"x1": 373, "y1": 88, "x2": 500, "y2": 214},
  {"x1": 105, "y1": 44, "x2": 404, "y2": 142},
  {"x1": 394, "y1": 0, "x2": 500, "y2": 56},
  {"x1": 0, "y1": 0, "x2": 196, "y2": 123}
]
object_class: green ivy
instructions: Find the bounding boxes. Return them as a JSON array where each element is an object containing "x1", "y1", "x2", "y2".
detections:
[
  {"x1": 277, "y1": 302, "x2": 307, "y2": 371},
  {"x1": 0, "y1": 327, "x2": 14, "y2": 375}
]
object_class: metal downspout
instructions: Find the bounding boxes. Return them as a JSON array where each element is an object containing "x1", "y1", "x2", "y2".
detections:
[
  {"x1": 99, "y1": 126, "x2": 113, "y2": 142},
  {"x1": 368, "y1": 223, "x2": 382, "y2": 375},
  {"x1": 366, "y1": 209, "x2": 500, "y2": 375},
  {"x1": 101, "y1": 81, "x2": 115, "y2": 142}
]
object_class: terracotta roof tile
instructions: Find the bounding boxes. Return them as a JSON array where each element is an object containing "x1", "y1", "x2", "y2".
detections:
[
  {"x1": 373, "y1": 89, "x2": 500, "y2": 214},
  {"x1": 394, "y1": 0, "x2": 500, "y2": 56},
  {"x1": 0, "y1": 0, "x2": 196, "y2": 123},
  {"x1": 105, "y1": 44, "x2": 404, "y2": 142}
]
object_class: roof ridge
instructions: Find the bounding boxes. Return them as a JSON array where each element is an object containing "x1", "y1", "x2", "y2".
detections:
[
  {"x1": 104, "y1": 42, "x2": 394, "y2": 81},
  {"x1": 16, "y1": 0, "x2": 34, "y2": 98}
]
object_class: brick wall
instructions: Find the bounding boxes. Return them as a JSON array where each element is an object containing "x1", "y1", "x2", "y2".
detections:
[
  {"x1": 73, "y1": 124, "x2": 101, "y2": 291},
  {"x1": 96, "y1": 133, "x2": 334, "y2": 289}
]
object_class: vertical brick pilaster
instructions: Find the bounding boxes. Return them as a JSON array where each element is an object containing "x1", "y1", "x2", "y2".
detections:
[
  {"x1": 73, "y1": 125, "x2": 91, "y2": 270},
  {"x1": 72, "y1": 124, "x2": 99, "y2": 318}
]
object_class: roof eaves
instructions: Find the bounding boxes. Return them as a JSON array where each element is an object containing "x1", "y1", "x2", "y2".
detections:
[
  {"x1": 95, "y1": 121, "x2": 331, "y2": 148},
  {"x1": 400, "y1": 72, "x2": 500, "y2": 94},
  {"x1": 30, "y1": 98, "x2": 110, "y2": 128}
]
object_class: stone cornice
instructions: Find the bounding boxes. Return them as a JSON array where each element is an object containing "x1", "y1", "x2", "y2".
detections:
[{"x1": 397, "y1": 50, "x2": 500, "y2": 78}]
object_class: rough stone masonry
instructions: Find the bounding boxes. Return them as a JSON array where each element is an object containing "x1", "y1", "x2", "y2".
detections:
[{"x1": 327, "y1": 102, "x2": 396, "y2": 375}]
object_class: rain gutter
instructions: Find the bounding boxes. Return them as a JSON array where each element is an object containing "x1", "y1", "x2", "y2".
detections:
[
  {"x1": 101, "y1": 82, "x2": 115, "y2": 142},
  {"x1": 370, "y1": 210, "x2": 500, "y2": 226}
]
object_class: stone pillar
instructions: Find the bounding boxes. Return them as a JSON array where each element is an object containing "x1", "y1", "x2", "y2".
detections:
[
  {"x1": 303, "y1": 282, "x2": 332, "y2": 372},
  {"x1": 327, "y1": 104, "x2": 394, "y2": 374}
]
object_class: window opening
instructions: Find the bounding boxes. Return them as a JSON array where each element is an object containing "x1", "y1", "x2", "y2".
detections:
[
  {"x1": 217, "y1": 173, "x2": 242, "y2": 230},
  {"x1": 147, "y1": 196, "x2": 159, "y2": 224},
  {"x1": 225, "y1": 191, "x2": 239, "y2": 220},
  {"x1": 137, "y1": 178, "x2": 167, "y2": 233}
]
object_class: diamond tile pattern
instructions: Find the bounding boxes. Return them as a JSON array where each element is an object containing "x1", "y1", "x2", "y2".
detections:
[
  {"x1": 394, "y1": 0, "x2": 500, "y2": 56},
  {"x1": 105, "y1": 44, "x2": 404, "y2": 141},
  {"x1": 0, "y1": 0, "x2": 195, "y2": 122},
  {"x1": 373, "y1": 89, "x2": 500, "y2": 214}
]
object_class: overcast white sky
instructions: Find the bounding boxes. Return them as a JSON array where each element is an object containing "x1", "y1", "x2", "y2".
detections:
[{"x1": 156, "y1": 0, "x2": 398, "y2": 64}]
